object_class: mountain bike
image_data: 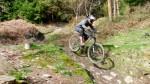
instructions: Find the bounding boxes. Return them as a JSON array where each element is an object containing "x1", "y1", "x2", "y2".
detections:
[{"x1": 69, "y1": 28, "x2": 105, "y2": 64}]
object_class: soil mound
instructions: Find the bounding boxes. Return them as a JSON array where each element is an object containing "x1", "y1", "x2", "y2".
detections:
[{"x1": 0, "y1": 19, "x2": 44, "y2": 44}]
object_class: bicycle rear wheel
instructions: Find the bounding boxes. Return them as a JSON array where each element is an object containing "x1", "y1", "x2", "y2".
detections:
[
  {"x1": 97, "y1": 58, "x2": 114, "y2": 70},
  {"x1": 69, "y1": 34, "x2": 80, "y2": 52},
  {"x1": 88, "y1": 43, "x2": 104, "y2": 64}
]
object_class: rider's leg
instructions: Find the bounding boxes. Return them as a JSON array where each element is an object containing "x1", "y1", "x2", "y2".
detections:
[
  {"x1": 79, "y1": 36, "x2": 85, "y2": 46},
  {"x1": 75, "y1": 27, "x2": 85, "y2": 46},
  {"x1": 75, "y1": 27, "x2": 85, "y2": 53},
  {"x1": 80, "y1": 29, "x2": 86, "y2": 48},
  {"x1": 79, "y1": 36, "x2": 85, "y2": 54}
]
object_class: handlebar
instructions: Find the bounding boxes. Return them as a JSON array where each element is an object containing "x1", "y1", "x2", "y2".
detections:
[{"x1": 85, "y1": 28, "x2": 98, "y2": 35}]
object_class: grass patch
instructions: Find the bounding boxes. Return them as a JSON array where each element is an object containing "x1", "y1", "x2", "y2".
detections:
[
  {"x1": 105, "y1": 27, "x2": 150, "y2": 76},
  {"x1": 72, "y1": 68, "x2": 94, "y2": 84},
  {"x1": 22, "y1": 35, "x2": 93, "y2": 84},
  {"x1": 46, "y1": 34, "x2": 61, "y2": 44},
  {"x1": 9, "y1": 66, "x2": 31, "y2": 80}
]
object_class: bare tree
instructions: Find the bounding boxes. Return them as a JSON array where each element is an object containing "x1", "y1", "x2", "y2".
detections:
[
  {"x1": 116, "y1": 0, "x2": 120, "y2": 16},
  {"x1": 108, "y1": 0, "x2": 120, "y2": 21},
  {"x1": 113, "y1": 0, "x2": 117, "y2": 19},
  {"x1": 72, "y1": 0, "x2": 92, "y2": 22},
  {"x1": 71, "y1": 0, "x2": 104, "y2": 21},
  {"x1": 113, "y1": 0, "x2": 120, "y2": 18},
  {"x1": 71, "y1": 0, "x2": 84, "y2": 23},
  {"x1": 108, "y1": 0, "x2": 113, "y2": 21}
]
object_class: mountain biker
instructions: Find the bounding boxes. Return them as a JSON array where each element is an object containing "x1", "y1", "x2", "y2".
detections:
[{"x1": 75, "y1": 15, "x2": 96, "y2": 50}]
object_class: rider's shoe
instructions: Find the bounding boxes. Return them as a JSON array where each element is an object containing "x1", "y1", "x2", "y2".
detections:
[
  {"x1": 79, "y1": 46, "x2": 87, "y2": 57},
  {"x1": 80, "y1": 45, "x2": 85, "y2": 54}
]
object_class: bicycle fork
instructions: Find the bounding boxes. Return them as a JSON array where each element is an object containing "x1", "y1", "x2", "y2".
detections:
[{"x1": 92, "y1": 37, "x2": 96, "y2": 52}]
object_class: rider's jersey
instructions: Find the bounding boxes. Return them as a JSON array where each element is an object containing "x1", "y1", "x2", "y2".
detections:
[{"x1": 76, "y1": 18, "x2": 94, "y2": 29}]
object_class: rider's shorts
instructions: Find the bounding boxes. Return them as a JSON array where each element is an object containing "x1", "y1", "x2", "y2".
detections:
[{"x1": 75, "y1": 26, "x2": 89, "y2": 40}]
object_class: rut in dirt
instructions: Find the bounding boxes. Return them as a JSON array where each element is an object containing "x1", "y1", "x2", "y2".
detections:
[{"x1": 62, "y1": 41, "x2": 124, "y2": 84}]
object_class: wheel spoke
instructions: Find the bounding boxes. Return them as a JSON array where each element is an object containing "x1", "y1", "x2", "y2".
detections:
[
  {"x1": 88, "y1": 44, "x2": 104, "y2": 63},
  {"x1": 69, "y1": 34, "x2": 80, "y2": 52}
]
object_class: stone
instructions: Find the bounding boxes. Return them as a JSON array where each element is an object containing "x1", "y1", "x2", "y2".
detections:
[
  {"x1": 79, "y1": 63, "x2": 86, "y2": 68},
  {"x1": 117, "y1": 80, "x2": 122, "y2": 84},
  {"x1": 124, "y1": 76, "x2": 133, "y2": 84},
  {"x1": 110, "y1": 72, "x2": 117, "y2": 77},
  {"x1": 89, "y1": 66, "x2": 95, "y2": 72},
  {"x1": 17, "y1": 80, "x2": 28, "y2": 84},
  {"x1": 41, "y1": 74, "x2": 52, "y2": 79},
  {"x1": 0, "y1": 56, "x2": 14, "y2": 75},
  {"x1": 95, "y1": 72, "x2": 101, "y2": 76},
  {"x1": 37, "y1": 66, "x2": 42, "y2": 69},
  {"x1": 0, "y1": 75, "x2": 16, "y2": 84},
  {"x1": 35, "y1": 57, "x2": 40, "y2": 60},
  {"x1": 24, "y1": 43, "x2": 30, "y2": 50},
  {"x1": 102, "y1": 75, "x2": 113, "y2": 81}
]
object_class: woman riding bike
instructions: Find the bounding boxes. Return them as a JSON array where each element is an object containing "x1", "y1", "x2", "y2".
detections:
[{"x1": 75, "y1": 15, "x2": 96, "y2": 51}]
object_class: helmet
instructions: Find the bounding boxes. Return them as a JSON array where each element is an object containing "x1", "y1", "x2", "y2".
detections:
[{"x1": 88, "y1": 15, "x2": 96, "y2": 23}]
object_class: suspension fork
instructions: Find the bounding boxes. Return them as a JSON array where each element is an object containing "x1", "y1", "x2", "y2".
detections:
[
  {"x1": 92, "y1": 37, "x2": 96, "y2": 52},
  {"x1": 93, "y1": 37, "x2": 96, "y2": 45}
]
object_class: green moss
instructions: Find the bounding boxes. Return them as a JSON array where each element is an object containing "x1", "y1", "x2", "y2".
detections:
[
  {"x1": 22, "y1": 35, "x2": 93, "y2": 83},
  {"x1": 105, "y1": 27, "x2": 150, "y2": 76},
  {"x1": 47, "y1": 34, "x2": 61, "y2": 43},
  {"x1": 72, "y1": 68, "x2": 94, "y2": 84},
  {"x1": 9, "y1": 66, "x2": 31, "y2": 80}
]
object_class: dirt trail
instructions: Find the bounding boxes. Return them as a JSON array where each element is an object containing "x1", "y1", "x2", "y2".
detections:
[
  {"x1": 61, "y1": 31, "x2": 150, "y2": 84},
  {"x1": 1, "y1": 17, "x2": 150, "y2": 83},
  {"x1": 0, "y1": 45, "x2": 88, "y2": 84},
  {"x1": 62, "y1": 40, "x2": 123, "y2": 84}
]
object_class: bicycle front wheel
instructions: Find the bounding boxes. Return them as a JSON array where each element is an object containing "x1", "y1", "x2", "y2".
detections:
[
  {"x1": 88, "y1": 43, "x2": 105, "y2": 64},
  {"x1": 69, "y1": 34, "x2": 80, "y2": 52}
]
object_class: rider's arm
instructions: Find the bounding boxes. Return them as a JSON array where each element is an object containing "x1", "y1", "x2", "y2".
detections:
[
  {"x1": 89, "y1": 24, "x2": 96, "y2": 32},
  {"x1": 81, "y1": 24, "x2": 87, "y2": 29}
]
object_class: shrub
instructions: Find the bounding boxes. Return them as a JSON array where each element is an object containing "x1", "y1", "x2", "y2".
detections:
[
  {"x1": 0, "y1": 0, "x2": 73, "y2": 23},
  {"x1": 124, "y1": 0, "x2": 149, "y2": 6},
  {"x1": 119, "y1": 0, "x2": 130, "y2": 15}
]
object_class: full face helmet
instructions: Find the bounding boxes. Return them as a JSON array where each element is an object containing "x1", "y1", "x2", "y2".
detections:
[{"x1": 88, "y1": 15, "x2": 96, "y2": 23}]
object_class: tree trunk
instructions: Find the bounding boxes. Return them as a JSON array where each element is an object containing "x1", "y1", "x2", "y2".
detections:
[
  {"x1": 113, "y1": 0, "x2": 117, "y2": 19},
  {"x1": 108, "y1": 0, "x2": 112, "y2": 21},
  {"x1": 116, "y1": 0, "x2": 120, "y2": 16}
]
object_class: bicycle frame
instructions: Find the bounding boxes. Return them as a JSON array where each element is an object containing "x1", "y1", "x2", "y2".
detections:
[
  {"x1": 69, "y1": 29, "x2": 105, "y2": 65},
  {"x1": 84, "y1": 29, "x2": 96, "y2": 46}
]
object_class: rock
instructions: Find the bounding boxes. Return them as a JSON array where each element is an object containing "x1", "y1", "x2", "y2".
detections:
[
  {"x1": 41, "y1": 74, "x2": 52, "y2": 79},
  {"x1": 117, "y1": 80, "x2": 122, "y2": 84},
  {"x1": 143, "y1": 61, "x2": 150, "y2": 67},
  {"x1": 17, "y1": 80, "x2": 28, "y2": 84},
  {"x1": 26, "y1": 76, "x2": 52, "y2": 84},
  {"x1": 102, "y1": 75, "x2": 113, "y2": 81},
  {"x1": 89, "y1": 66, "x2": 95, "y2": 72},
  {"x1": 95, "y1": 72, "x2": 101, "y2": 78},
  {"x1": 0, "y1": 75, "x2": 16, "y2": 84},
  {"x1": 24, "y1": 43, "x2": 31, "y2": 50},
  {"x1": 37, "y1": 66, "x2": 42, "y2": 69},
  {"x1": 95, "y1": 72, "x2": 101, "y2": 76},
  {"x1": 110, "y1": 72, "x2": 117, "y2": 77},
  {"x1": 0, "y1": 56, "x2": 14, "y2": 75},
  {"x1": 124, "y1": 76, "x2": 133, "y2": 84},
  {"x1": 143, "y1": 49, "x2": 150, "y2": 60},
  {"x1": 148, "y1": 75, "x2": 150, "y2": 79},
  {"x1": 31, "y1": 59, "x2": 36, "y2": 62},
  {"x1": 35, "y1": 57, "x2": 40, "y2": 60},
  {"x1": 79, "y1": 63, "x2": 86, "y2": 68}
]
